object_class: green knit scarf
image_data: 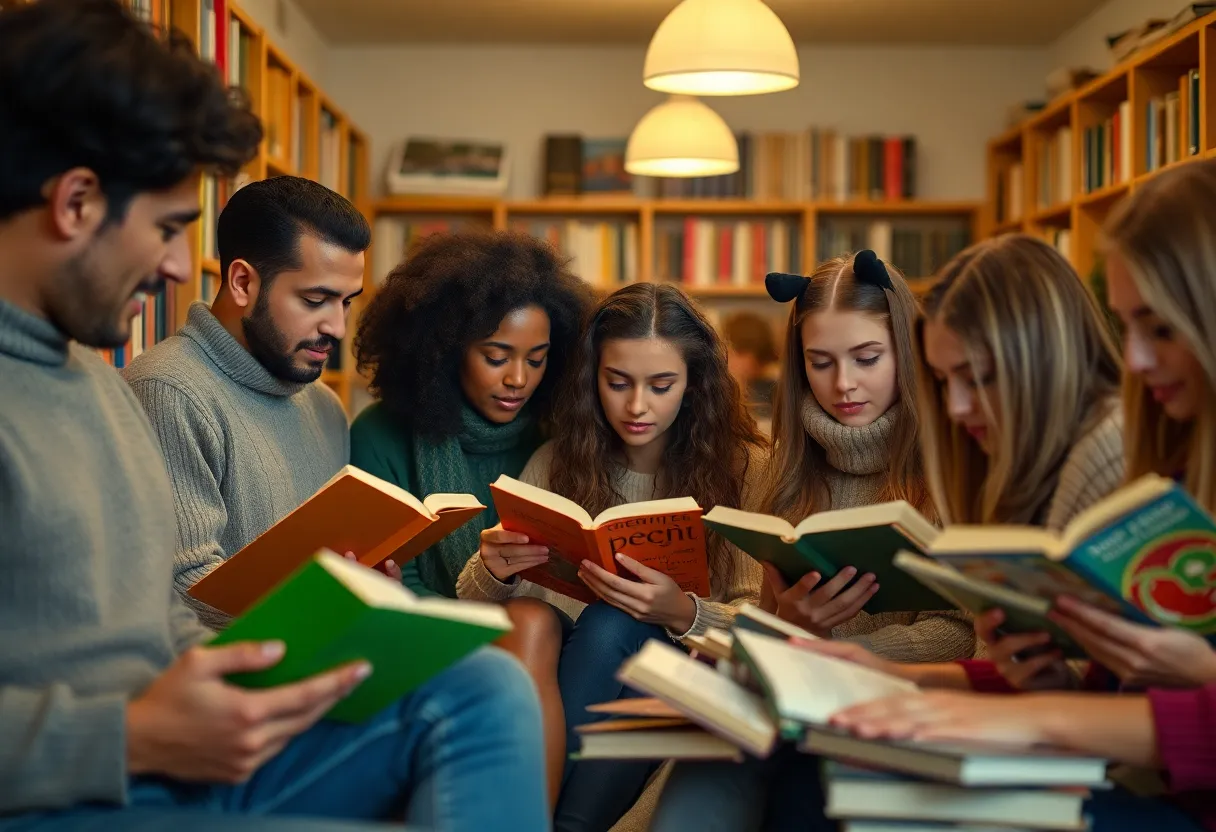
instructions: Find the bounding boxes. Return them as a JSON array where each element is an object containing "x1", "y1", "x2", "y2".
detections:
[{"x1": 411, "y1": 405, "x2": 538, "y2": 595}]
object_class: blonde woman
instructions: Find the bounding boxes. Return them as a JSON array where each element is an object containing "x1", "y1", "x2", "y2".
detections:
[
  {"x1": 800, "y1": 162, "x2": 1216, "y2": 832},
  {"x1": 917, "y1": 233, "x2": 1125, "y2": 530}
]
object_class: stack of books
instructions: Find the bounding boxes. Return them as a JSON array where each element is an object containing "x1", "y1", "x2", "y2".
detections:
[{"x1": 578, "y1": 606, "x2": 1107, "y2": 830}]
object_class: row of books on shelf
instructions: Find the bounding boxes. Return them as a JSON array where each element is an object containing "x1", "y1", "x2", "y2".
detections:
[
  {"x1": 128, "y1": 0, "x2": 171, "y2": 26},
  {"x1": 652, "y1": 130, "x2": 917, "y2": 204},
  {"x1": 655, "y1": 218, "x2": 798, "y2": 288},
  {"x1": 97, "y1": 286, "x2": 176, "y2": 370},
  {"x1": 817, "y1": 222, "x2": 971, "y2": 282},
  {"x1": 1146, "y1": 70, "x2": 1201, "y2": 174},
  {"x1": 1035, "y1": 127, "x2": 1073, "y2": 210},
  {"x1": 994, "y1": 162, "x2": 1024, "y2": 224},
  {"x1": 1081, "y1": 102, "x2": 1132, "y2": 195},
  {"x1": 511, "y1": 220, "x2": 640, "y2": 286}
]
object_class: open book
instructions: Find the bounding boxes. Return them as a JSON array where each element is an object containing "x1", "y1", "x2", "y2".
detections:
[
  {"x1": 703, "y1": 501, "x2": 951, "y2": 614},
  {"x1": 190, "y1": 465, "x2": 485, "y2": 617},
  {"x1": 730, "y1": 628, "x2": 920, "y2": 739},
  {"x1": 615, "y1": 639, "x2": 778, "y2": 758},
  {"x1": 904, "y1": 474, "x2": 1216, "y2": 644},
  {"x1": 490, "y1": 475, "x2": 710, "y2": 604},
  {"x1": 210, "y1": 549, "x2": 510, "y2": 722}
]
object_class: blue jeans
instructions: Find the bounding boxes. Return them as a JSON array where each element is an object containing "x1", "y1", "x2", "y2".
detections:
[
  {"x1": 650, "y1": 746, "x2": 831, "y2": 832},
  {"x1": 553, "y1": 602, "x2": 667, "y2": 832},
  {"x1": 2, "y1": 648, "x2": 548, "y2": 832},
  {"x1": 653, "y1": 749, "x2": 1205, "y2": 832}
]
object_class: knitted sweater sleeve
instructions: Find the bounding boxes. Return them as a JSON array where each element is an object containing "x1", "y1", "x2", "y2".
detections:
[
  {"x1": 670, "y1": 445, "x2": 766, "y2": 640},
  {"x1": 456, "y1": 443, "x2": 556, "y2": 603},
  {"x1": 1148, "y1": 684, "x2": 1216, "y2": 792},
  {"x1": 126, "y1": 378, "x2": 233, "y2": 631},
  {"x1": 1044, "y1": 405, "x2": 1125, "y2": 531},
  {"x1": 833, "y1": 609, "x2": 978, "y2": 663}
]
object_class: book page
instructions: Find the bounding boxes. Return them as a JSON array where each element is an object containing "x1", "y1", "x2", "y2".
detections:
[
  {"x1": 733, "y1": 629, "x2": 919, "y2": 726},
  {"x1": 930, "y1": 525, "x2": 1060, "y2": 557},
  {"x1": 795, "y1": 501, "x2": 938, "y2": 549},
  {"x1": 1060, "y1": 473, "x2": 1175, "y2": 550},
  {"x1": 702, "y1": 505, "x2": 797, "y2": 540},
  {"x1": 491, "y1": 476, "x2": 593, "y2": 526},
  {"x1": 344, "y1": 465, "x2": 432, "y2": 518},
  {"x1": 422, "y1": 493, "x2": 485, "y2": 514},
  {"x1": 594, "y1": 497, "x2": 701, "y2": 526},
  {"x1": 618, "y1": 640, "x2": 776, "y2": 756}
]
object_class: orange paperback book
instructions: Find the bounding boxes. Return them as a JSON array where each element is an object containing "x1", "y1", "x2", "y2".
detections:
[
  {"x1": 190, "y1": 465, "x2": 484, "y2": 617},
  {"x1": 489, "y1": 475, "x2": 710, "y2": 604}
]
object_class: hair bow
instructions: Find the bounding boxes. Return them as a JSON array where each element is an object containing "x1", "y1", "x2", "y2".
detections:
[
  {"x1": 853, "y1": 249, "x2": 894, "y2": 291},
  {"x1": 765, "y1": 272, "x2": 811, "y2": 303}
]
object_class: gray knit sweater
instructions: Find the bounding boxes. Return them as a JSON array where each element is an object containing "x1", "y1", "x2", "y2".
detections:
[
  {"x1": 799, "y1": 396, "x2": 977, "y2": 663},
  {"x1": 456, "y1": 441, "x2": 766, "y2": 640},
  {"x1": 0, "y1": 299, "x2": 210, "y2": 813},
  {"x1": 124, "y1": 302, "x2": 349, "y2": 630},
  {"x1": 1042, "y1": 400, "x2": 1125, "y2": 531}
]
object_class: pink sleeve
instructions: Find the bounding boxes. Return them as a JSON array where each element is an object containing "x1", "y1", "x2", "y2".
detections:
[
  {"x1": 1149, "y1": 684, "x2": 1216, "y2": 792},
  {"x1": 959, "y1": 660, "x2": 1018, "y2": 693}
]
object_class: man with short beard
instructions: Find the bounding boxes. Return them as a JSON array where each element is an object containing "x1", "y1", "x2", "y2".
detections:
[{"x1": 125, "y1": 175, "x2": 369, "y2": 631}]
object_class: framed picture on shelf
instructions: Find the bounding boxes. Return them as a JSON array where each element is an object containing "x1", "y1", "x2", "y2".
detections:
[
  {"x1": 385, "y1": 137, "x2": 510, "y2": 197},
  {"x1": 581, "y1": 138, "x2": 632, "y2": 194}
]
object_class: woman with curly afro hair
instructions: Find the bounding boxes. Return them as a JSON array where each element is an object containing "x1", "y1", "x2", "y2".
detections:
[
  {"x1": 456, "y1": 282, "x2": 769, "y2": 830},
  {"x1": 351, "y1": 228, "x2": 593, "y2": 601}
]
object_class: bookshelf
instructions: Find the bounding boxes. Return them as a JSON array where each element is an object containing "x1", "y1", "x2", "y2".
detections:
[
  {"x1": 357, "y1": 197, "x2": 979, "y2": 413},
  {"x1": 99, "y1": 0, "x2": 368, "y2": 412},
  {"x1": 983, "y1": 12, "x2": 1214, "y2": 285}
]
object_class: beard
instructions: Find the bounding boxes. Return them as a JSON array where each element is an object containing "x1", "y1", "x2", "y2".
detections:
[
  {"x1": 241, "y1": 290, "x2": 335, "y2": 384},
  {"x1": 52, "y1": 248, "x2": 162, "y2": 349}
]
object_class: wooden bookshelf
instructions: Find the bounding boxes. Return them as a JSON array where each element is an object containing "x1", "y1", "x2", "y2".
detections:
[
  {"x1": 368, "y1": 196, "x2": 978, "y2": 305},
  {"x1": 983, "y1": 12, "x2": 1215, "y2": 285},
  {"x1": 101, "y1": 0, "x2": 367, "y2": 411}
]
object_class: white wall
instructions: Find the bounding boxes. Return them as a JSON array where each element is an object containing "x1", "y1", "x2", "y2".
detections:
[
  {"x1": 328, "y1": 44, "x2": 1049, "y2": 201},
  {"x1": 239, "y1": 0, "x2": 329, "y2": 84},
  {"x1": 1049, "y1": 0, "x2": 1191, "y2": 71}
]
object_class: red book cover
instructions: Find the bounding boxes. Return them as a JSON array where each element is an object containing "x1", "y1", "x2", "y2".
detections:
[{"x1": 884, "y1": 138, "x2": 903, "y2": 202}]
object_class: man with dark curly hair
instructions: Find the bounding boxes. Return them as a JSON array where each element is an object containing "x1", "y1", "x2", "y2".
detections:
[{"x1": 0, "y1": 1, "x2": 547, "y2": 830}]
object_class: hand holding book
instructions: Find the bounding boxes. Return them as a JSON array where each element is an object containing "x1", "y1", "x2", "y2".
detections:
[
  {"x1": 760, "y1": 562, "x2": 878, "y2": 638},
  {"x1": 1049, "y1": 594, "x2": 1216, "y2": 688},
  {"x1": 479, "y1": 525, "x2": 552, "y2": 582},
  {"x1": 975, "y1": 607, "x2": 1074, "y2": 691},
  {"x1": 580, "y1": 552, "x2": 697, "y2": 633}
]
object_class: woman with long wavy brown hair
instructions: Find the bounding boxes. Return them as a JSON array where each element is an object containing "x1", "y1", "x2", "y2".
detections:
[{"x1": 457, "y1": 282, "x2": 767, "y2": 831}]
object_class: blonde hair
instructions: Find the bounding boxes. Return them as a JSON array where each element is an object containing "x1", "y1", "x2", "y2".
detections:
[
  {"x1": 762, "y1": 253, "x2": 929, "y2": 521},
  {"x1": 916, "y1": 234, "x2": 1122, "y2": 525},
  {"x1": 1102, "y1": 160, "x2": 1216, "y2": 511}
]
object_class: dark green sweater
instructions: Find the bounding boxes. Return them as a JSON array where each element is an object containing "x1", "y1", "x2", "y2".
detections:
[{"x1": 349, "y1": 402, "x2": 538, "y2": 597}]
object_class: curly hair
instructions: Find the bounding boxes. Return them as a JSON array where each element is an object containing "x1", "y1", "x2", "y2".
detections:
[
  {"x1": 0, "y1": 0, "x2": 261, "y2": 221},
  {"x1": 549, "y1": 283, "x2": 767, "y2": 590},
  {"x1": 355, "y1": 228, "x2": 594, "y2": 440}
]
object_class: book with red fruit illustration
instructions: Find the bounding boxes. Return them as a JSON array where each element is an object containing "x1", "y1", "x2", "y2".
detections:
[{"x1": 894, "y1": 474, "x2": 1215, "y2": 656}]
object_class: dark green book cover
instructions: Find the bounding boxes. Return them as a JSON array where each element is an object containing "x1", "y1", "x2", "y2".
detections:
[
  {"x1": 704, "y1": 505, "x2": 952, "y2": 615},
  {"x1": 209, "y1": 551, "x2": 510, "y2": 722}
]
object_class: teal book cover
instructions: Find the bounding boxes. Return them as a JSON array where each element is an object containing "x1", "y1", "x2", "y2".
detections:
[{"x1": 1068, "y1": 487, "x2": 1216, "y2": 638}]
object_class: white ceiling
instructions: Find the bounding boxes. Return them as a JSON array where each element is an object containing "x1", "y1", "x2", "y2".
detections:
[{"x1": 292, "y1": 0, "x2": 1110, "y2": 46}]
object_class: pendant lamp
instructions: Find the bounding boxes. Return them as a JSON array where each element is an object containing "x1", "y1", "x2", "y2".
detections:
[
  {"x1": 643, "y1": 0, "x2": 799, "y2": 96},
  {"x1": 625, "y1": 95, "x2": 739, "y2": 177}
]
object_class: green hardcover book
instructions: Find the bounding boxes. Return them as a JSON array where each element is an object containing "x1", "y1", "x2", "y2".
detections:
[
  {"x1": 922, "y1": 474, "x2": 1216, "y2": 643},
  {"x1": 893, "y1": 551, "x2": 1086, "y2": 657},
  {"x1": 703, "y1": 502, "x2": 952, "y2": 615},
  {"x1": 209, "y1": 549, "x2": 511, "y2": 723}
]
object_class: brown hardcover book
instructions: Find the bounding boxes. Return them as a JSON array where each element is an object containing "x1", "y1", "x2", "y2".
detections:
[
  {"x1": 189, "y1": 465, "x2": 485, "y2": 617},
  {"x1": 489, "y1": 475, "x2": 710, "y2": 604},
  {"x1": 543, "y1": 134, "x2": 583, "y2": 195}
]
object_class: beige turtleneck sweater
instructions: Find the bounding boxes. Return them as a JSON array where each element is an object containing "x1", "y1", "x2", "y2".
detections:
[
  {"x1": 798, "y1": 396, "x2": 977, "y2": 663},
  {"x1": 456, "y1": 440, "x2": 766, "y2": 641}
]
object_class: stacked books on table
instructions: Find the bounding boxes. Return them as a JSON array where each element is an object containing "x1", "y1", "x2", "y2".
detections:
[{"x1": 579, "y1": 604, "x2": 1107, "y2": 830}]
